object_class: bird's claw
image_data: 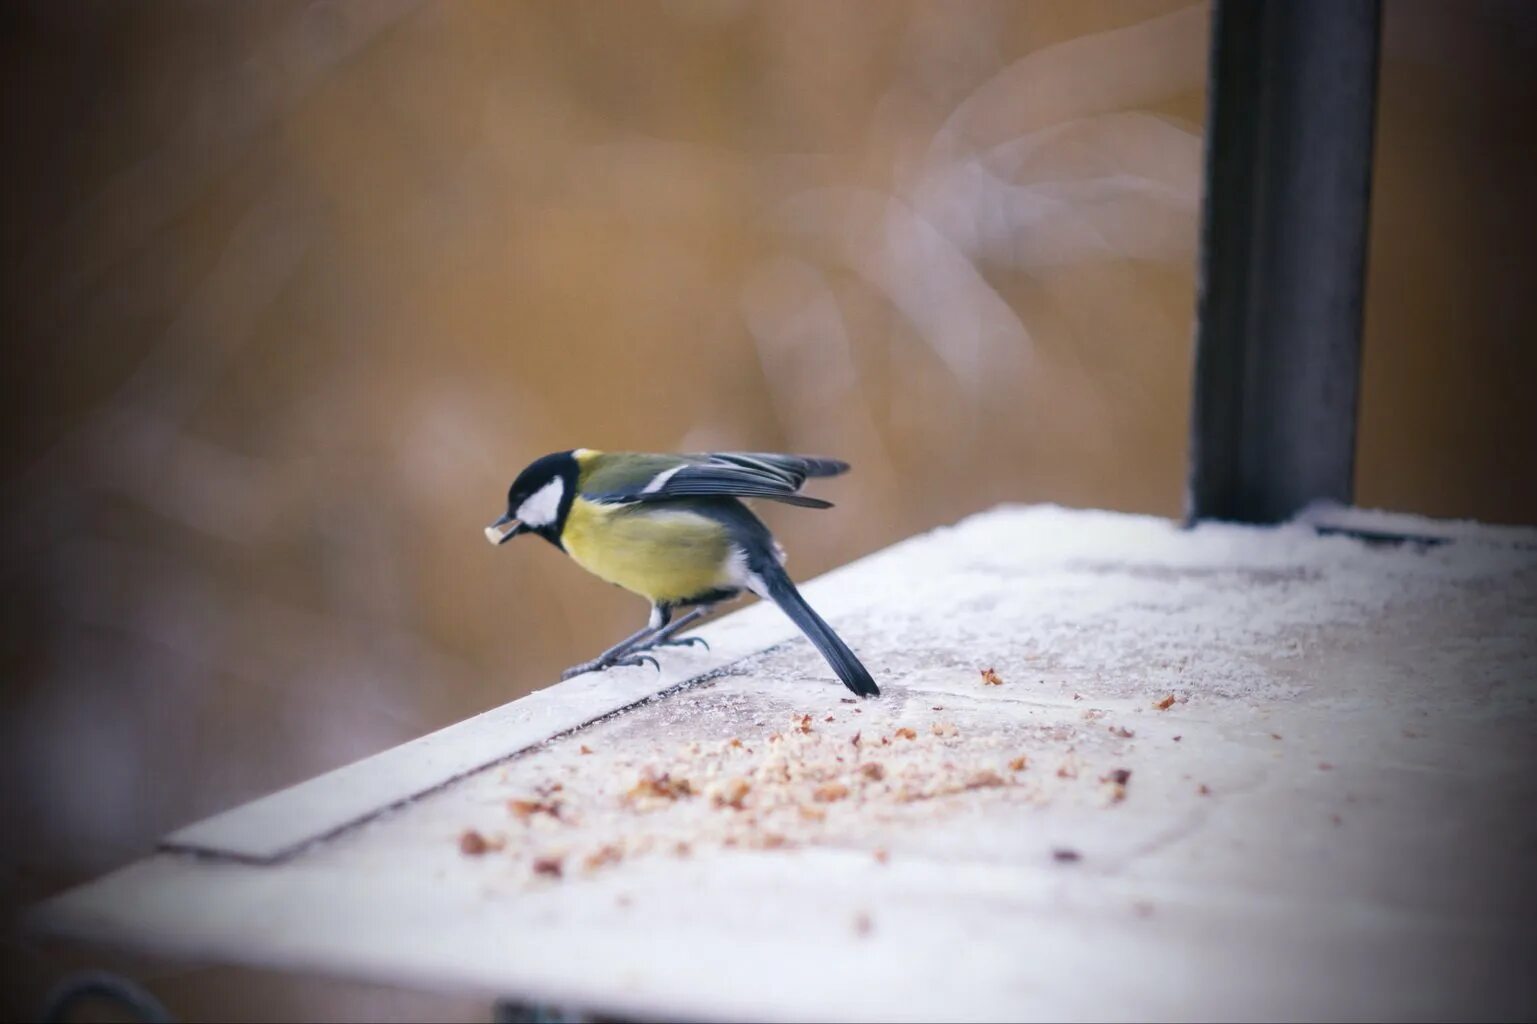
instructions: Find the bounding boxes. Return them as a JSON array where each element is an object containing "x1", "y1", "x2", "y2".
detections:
[
  {"x1": 560, "y1": 652, "x2": 660, "y2": 680},
  {"x1": 653, "y1": 635, "x2": 709, "y2": 652}
]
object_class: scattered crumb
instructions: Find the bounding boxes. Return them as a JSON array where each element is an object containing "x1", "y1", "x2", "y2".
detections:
[
  {"x1": 458, "y1": 829, "x2": 501, "y2": 856},
  {"x1": 1197, "y1": 783, "x2": 1212, "y2": 796},
  {"x1": 1109, "y1": 725, "x2": 1135, "y2": 738},
  {"x1": 624, "y1": 770, "x2": 694, "y2": 805},
  {"x1": 1270, "y1": 733, "x2": 1283, "y2": 741},
  {"x1": 1172, "y1": 735, "x2": 1183, "y2": 742},
  {"x1": 1052, "y1": 848, "x2": 1082, "y2": 863},
  {"x1": 1318, "y1": 762, "x2": 1334, "y2": 771},
  {"x1": 980, "y1": 667, "x2": 1004, "y2": 686},
  {"x1": 860, "y1": 762, "x2": 886, "y2": 781},
  {"x1": 1154, "y1": 694, "x2": 1176, "y2": 711},
  {"x1": 813, "y1": 782, "x2": 850, "y2": 803},
  {"x1": 1100, "y1": 768, "x2": 1131, "y2": 804},
  {"x1": 579, "y1": 745, "x2": 594, "y2": 755},
  {"x1": 712, "y1": 777, "x2": 751, "y2": 810},
  {"x1": 840, "y1": 698, "x2": 857, "y2": 705},
  {"x1": 964, "y1": 770, "x2": 1005, "y2": 790},
  {"x1": 851, "y1": 731, "x2": 862, "y2": 748},
  {"x1": 674, "y1": 840, "x2": 693, "y2": 857},
  {"x1": 532, "y1": 855, "x2": 564, "y2": 879},
  {"x1": 853, "y1": 911, "x2": 873, "y2": 937},
  {"x1": 873, "y1": 848, "x2": 889, "y2": 865},
  {"x1": 1081, "y1": 708, "x2": 1106, "y2": 722},
  {"x1": 931, "y1": 705, "x2": 944, "y2": 711},
  {"x1": 507, "y1": 798, "x2": 562, "y2": 821},
  {"x1": 894, "y1": 727, "x2": 917, "y2": 740},
  {"x1": 1008, "y1": 756, "x2": 1029, "y2": 772},
  {"x1": 931, "y1": 722, "x2": 959, "y2": 738},
  {"x1": 1056, "y1": 758, "x2": 1079, "y2": 780},
  {"x1": 793, "y1": 714, "x2": 814, "y2": 734},
  {"x1": 582, "y1": 844, "x2": 623, "y2": 872},
  {"x1": 1072, "y1": 693, "x2": 1083, "y2": 701},
  {"x1": 824, "y1": 715, "x2": 835, "y2": 723},
  {"x1": 729, "y1": 738, "x2": 743, "y2": 749},
  {"x1": 758, "y1": 833, "x2": 791, "y2": 850},
  {"x1": 798, "y1": 805, "x2": 826, "y2": 822}
]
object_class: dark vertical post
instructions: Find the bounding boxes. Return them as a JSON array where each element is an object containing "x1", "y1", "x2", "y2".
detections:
[{"x1": 1186, "y1": 0, "x2": 1382, "y2": 525}]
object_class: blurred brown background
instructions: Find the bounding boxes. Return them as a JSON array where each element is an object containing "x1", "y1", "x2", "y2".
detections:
[{"x1": 2, "y1": 1, "x2": 1534, "y2": 1020}]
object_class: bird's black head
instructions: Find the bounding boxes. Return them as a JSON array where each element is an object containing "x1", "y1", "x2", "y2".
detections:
[{"x1": 484, "y1": 450, "x2": 580, "y2": 550}]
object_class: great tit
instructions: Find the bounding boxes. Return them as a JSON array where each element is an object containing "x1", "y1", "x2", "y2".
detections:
[{"x1": 486, "y1": 449, "x2": 879, "y2": 697}]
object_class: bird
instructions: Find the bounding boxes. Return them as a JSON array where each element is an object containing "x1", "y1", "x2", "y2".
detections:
[{"x1": 485, "y1": 449, "x2": 878, "y2": 697}]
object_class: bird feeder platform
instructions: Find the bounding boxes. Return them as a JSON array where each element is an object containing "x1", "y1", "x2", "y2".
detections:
[{"x1": 29, "y1": 505, "x2": 1537, "y2": 1021}]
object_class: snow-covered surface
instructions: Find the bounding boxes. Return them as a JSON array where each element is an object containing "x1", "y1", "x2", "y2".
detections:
[{"x1": 31, "y1": 505, "x2": 1537, "y2": 1021}]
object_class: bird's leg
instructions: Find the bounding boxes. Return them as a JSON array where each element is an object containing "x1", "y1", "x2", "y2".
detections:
[
  {"x1": 559, "y1": 621, "x2": 666, "y2": 680},
  {"x1": 628, "y1": 606, "x2": 712, "y2": 653}
]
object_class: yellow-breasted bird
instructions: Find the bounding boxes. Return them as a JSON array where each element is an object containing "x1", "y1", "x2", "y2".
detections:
[{"x1": 485, "y1": 449, "x2": 878, "y2": 697}]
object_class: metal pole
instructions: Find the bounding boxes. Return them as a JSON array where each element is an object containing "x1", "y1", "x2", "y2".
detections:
[{"x1": 1186, "y1": 0, "x2": 1382, "y2": 524}]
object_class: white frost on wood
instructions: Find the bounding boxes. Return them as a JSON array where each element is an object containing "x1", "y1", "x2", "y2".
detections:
[{"x1": 33, "y1": 504, "x2": 1537, "y2": 1022}]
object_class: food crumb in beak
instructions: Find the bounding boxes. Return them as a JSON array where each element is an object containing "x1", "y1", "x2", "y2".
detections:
[{"x1": 484, "y1": 525, "x2": 503, "y2": 546}]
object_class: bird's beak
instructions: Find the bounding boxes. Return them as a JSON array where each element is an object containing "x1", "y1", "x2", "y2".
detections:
[{"x1": 484, "y1": 513, "x2": 522, "y2": 547}]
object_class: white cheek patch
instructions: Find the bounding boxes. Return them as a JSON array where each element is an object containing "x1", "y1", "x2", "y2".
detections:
[{"x1": 516, "y1": 477, "x2": 565, "y2": 527}]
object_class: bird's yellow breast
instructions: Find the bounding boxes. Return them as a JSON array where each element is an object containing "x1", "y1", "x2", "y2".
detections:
[{"x1": 561, "y1": 498, "x2": 736, "y2": 604}]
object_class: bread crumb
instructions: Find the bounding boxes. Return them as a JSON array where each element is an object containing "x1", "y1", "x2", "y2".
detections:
[
  {"x1": 1109, "y1": 725, "x2": 1135, "y2": 738},
  {"x1": 1052, "y1": 848, "x2": 1082, "y2": 863},
  {"x1": 507, "y1": 798, "x2": 561, "y2": 821},
  {"x1": 873, "y1": 848, "x2": 889, "y2": 865},
  {"x1": 582, "y1": 845, "x2": 623, "y2": 872},
  {"x1": 980, "y1": 667, "x2": 1003, "y2": 686},
  {"x1": 860, "y1": 762, "x2": 886, "y2": 781},
  {"x1": 624, "y1": 770, "x2": 694, "y2": 805},
  {"x1": 964, "y1": 770, "x2": 1005, "y2": 790},
  {"x1": 579, "y1": 745, "x2": 594, "y2": 755},
  {"x1": 1008, "y1": 755, "x2": 1029, "y2": 772},
  {"x1": 1154, "y1": 694, "x2": 1176, "y2": 711},
  {"x1": 1100, "y1": 768, "x2": 1131, "y2": 804},
  {"x1": 458, "y1": 829, "x2": 501, "y2": 856},
  {"x1": 931, "y1": 722, "x2": 959, "y2": 738},
  {"x1": 713, "y1": 777, "x2": 751, "y2": 810},
  {"x1": 1197, "y1": 783, "x2": 1212, "y2": 796},
  {"x1": 894, "y1": 727, "x2": 917, "y2": 741},
  {"x1": 532, "y1": 855, "x2": 564, "y2": 879},
  {"x1": 793, "y1": 714, "x2": 814, "y2": 734},
  {"x1": 813, "y1": 782, "x2": 850, "y2": 803},
  {"x1": 853, "y1": 911, "x2": 873, "y2": 936}
]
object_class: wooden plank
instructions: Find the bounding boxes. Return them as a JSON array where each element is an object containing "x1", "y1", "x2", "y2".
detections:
[{"x1": 32, "y1": 505, "x2": 1537, "y2": 1021}]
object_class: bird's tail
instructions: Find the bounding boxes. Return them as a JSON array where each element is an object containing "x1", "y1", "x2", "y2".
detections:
[{"x1": 758, "y1": 564, "x2": 879, "y2": 697}]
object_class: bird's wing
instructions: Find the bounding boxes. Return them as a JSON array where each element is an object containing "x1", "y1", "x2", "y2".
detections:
[{"x1": 582, "y1": 452, "x2": 848, "y2": 508}]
